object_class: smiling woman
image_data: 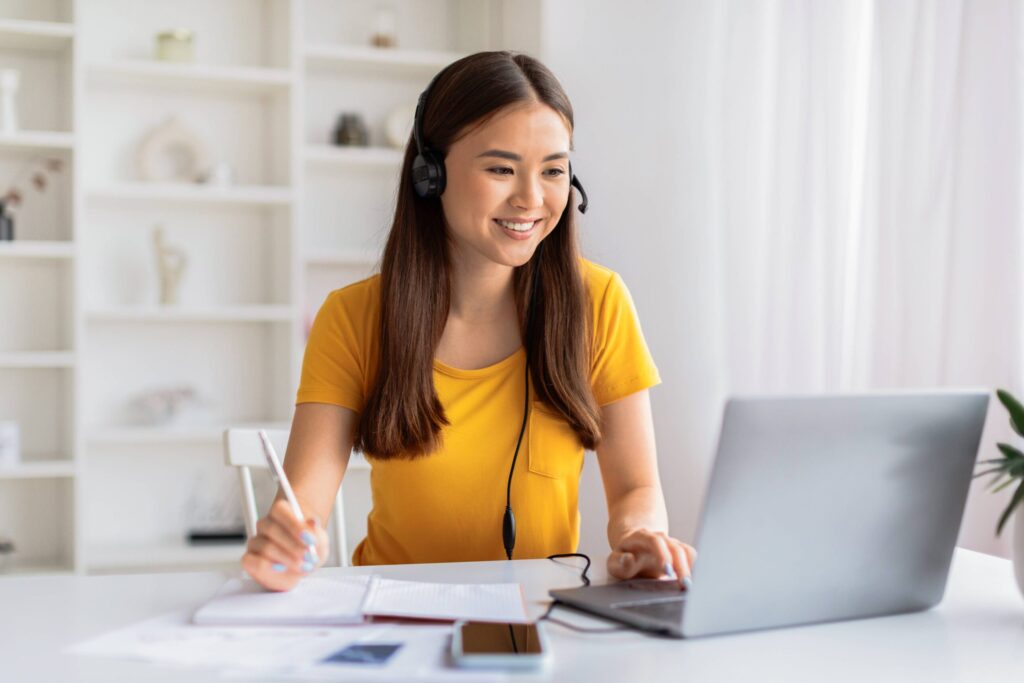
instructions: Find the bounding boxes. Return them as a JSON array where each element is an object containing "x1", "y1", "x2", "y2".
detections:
[{"x1": 242, "y1": 51, "x2": 695, "y2": 594}]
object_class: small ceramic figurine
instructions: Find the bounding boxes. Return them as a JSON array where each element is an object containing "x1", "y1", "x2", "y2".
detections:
[
  {"x1": 333, "y1": 113, "x2": 369, "y2": 146},
  {"x1": 153, "y1": 225, "x2": 187, "y2": 305},
  {"x1": 371, "y1": 5, "x2": 397, "y2": 48}
]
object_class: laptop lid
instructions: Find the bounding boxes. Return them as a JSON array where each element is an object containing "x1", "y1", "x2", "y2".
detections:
[{"x1": 681, "y1": 390, "x2": 989, "y2": 638}]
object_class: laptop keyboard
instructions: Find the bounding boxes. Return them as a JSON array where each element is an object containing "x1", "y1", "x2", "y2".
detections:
[
  {"x1": 610, "y1": 579, "x2": 687, "y2": 622},
  {"x1": 614, "y1": 599, "x2": 685, "y2": 622}
]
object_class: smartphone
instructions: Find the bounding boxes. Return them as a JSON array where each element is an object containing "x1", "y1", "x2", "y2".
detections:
[{"x1": 450, "y1": 620, "x2": 550, "y2": 670}]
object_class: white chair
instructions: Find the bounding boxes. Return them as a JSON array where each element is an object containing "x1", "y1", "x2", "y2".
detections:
[{"x1": 223, "y1": 428, "x2": 358, "y2": 566}]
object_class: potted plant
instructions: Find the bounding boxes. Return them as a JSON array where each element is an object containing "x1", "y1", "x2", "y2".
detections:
[{"x1": 974, "y1": 389, "x2": 1024, "y2": 597}]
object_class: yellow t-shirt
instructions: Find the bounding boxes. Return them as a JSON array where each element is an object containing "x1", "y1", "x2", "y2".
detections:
[{"x1": 296, "y1": 257, "x2": 661, "y2": 565}]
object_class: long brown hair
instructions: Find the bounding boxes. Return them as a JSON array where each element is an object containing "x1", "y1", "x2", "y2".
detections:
[{"x1": 355, "y1": 51, "x2": 601, "y2": 459}]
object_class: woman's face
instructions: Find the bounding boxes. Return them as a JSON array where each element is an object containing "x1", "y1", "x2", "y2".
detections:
[{"x1": 439, "y1": 101, "x2": 572, "y2": 270}]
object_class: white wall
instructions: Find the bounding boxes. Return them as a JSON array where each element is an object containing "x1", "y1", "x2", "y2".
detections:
[
  {"x1": 540, "y1": 0, "x2": 1020, "y2": 560},
  {"x1": 540, "y1": 1, "x2": 722, "y2": 557}
]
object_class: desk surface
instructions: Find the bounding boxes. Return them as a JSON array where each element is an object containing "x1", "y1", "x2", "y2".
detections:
[{"x1": 2, "y1": 548, "x2": 1023, "y2": 682}]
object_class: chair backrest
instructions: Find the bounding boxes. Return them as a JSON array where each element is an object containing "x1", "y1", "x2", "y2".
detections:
[{"x1": 222, "y1": 428, "x2": 356, "y2": 566}]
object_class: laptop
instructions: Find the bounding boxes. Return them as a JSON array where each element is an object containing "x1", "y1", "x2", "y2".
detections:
[{"x1": 550, "y1": 390, "x2": 990, "y2": 638}]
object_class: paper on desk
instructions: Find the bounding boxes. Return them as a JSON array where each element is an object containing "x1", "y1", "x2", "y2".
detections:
[
  {"x1": 72, "y1": 611, "x2": 508, "y2": 680},
  {"x1": 192, "y1": 575, "x2": 371, "y2": 626},
  {"x1": 224, "y1": 624, "x2": 511, "y2": 682},
  {"x1": 363, "y1": 577, "x2": 530, "y2": 623},
  {"x1": 69, "y1": 608, "x2": 368, "y2": 672}
]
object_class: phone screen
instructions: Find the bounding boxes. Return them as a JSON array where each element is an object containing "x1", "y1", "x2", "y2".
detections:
[{"x1": 459, "y1": 622, "x2": 544, "y2": 655}]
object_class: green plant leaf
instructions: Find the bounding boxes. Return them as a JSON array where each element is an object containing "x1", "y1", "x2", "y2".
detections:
[
  {"x1": 996, "y1": 479, "x2": 1024, "y2": 536},
  {"x1": 997, "y1": 442, "x2": 1024, "y2": 460},
  {"x1": 996, "y1": 389, "x2": 1024, "y2": 438},
  {"x1": 993, "y1": 477, "x2": 1016, "y2": 493},
  {"x1": 973, "y1": 468, "x2": 1008, "y2": 480}
]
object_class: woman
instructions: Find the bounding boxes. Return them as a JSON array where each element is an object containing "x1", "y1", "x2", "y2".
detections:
[{"x1": 242, "y1": 51, "x2": 696, "y2": 592}]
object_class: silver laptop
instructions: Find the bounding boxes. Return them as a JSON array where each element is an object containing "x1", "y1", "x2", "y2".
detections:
[{"x1": 550, "y1": 391, "x2": 990, "y2": 638}]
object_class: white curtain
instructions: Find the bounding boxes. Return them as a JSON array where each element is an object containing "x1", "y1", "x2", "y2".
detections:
[{"x1": 543, "y1": 0, "x2": 1022, "y2": 558}]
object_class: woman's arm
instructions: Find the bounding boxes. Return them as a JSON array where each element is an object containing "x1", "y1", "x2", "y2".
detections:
[
  {"x1": 595, "y1": 389, "x2": 695, "y2": 585},
  {"x1": 241, "y1": 402, "x2": 357, "y2": 590},
  {"x1": 281, "y1": 402, "x2": 356, "y2": 522}
]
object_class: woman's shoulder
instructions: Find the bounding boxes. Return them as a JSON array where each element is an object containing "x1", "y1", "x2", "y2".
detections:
[
  {"x1": 577, "y1": 256, "x2": 622, "y2": 302},
  {"x1": 322, "y1": 272, "x2": 382, "y2": 313}
]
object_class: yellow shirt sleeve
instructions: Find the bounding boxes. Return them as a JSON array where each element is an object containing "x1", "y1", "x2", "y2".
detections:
[
  {"x1": 590, "y1": 271, "x2": 662, "y2": 406},
  {"x1": 296, "y1": 288, "x2": 366, "y2": 413}
]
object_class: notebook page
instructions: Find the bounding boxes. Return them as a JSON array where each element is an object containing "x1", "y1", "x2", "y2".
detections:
[
  {"x1": 192, "y1": 576, "x2": 371, "y2": 626},
  {"x1": 362, "y1": 577, "x2": 529, "y2": 623}
]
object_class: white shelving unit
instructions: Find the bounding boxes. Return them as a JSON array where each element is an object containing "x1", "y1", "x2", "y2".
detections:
[
  {"x1": 0, "y1": 0, "x2": 541, "y2": 576},
  {"x1": 0, "y1": 0, "x2": 77, "y2": 576}
]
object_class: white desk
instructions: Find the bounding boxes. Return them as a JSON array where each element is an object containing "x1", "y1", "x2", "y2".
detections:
[{"x1": 2, "y1": 548, "x2": 1023, "y2": 682}]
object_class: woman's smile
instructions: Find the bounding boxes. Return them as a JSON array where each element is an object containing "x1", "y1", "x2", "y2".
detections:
[{"x1": 494, "y1": 218, "x2": 541, "y2": 240}]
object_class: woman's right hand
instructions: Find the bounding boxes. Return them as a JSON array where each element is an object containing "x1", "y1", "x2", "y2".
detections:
[{"x1": 241, "y1": 498, "x2": 330, "y2": 591}]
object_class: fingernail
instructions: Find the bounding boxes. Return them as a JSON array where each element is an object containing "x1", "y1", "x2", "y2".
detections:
[
  {"x1": 301, "y1": 531, "x2": 316, "y2": 545},
  {"x1": 664, "y1": 562, "x2": 677, "y2": 580},
  {"x1": 272, "y1": 563, "x2": 286, "y2": 572},
  {"x1": 683, "y1": 575, "x2": 693, "y2": 591},
  {"x1": 301, "y1": 561, "x2": 314, "y2": 573},
  {"x1": 304, "y1": 549, "x2": 315, "y2": 564}
]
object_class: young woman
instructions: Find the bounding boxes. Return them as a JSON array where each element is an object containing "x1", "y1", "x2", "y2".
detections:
[{"x1": 242, "y1": 51, "x2": 696, "y2": 591}]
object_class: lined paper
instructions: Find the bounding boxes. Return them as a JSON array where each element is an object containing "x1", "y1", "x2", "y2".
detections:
[
  {"x1": 192, "y1": 576, "x2": 371, "y2": 626},
  {"x1": 362, "y1": 577, "x2": 530, "y2": 623}
]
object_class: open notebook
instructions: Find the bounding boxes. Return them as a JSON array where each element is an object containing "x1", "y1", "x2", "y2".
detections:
[{"x1": 192, "y1": 575, "x2": 530, "y2": 626}]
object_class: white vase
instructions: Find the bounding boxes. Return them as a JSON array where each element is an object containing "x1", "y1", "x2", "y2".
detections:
[{"x1": 1014, "y1": 505, "x2": 1024, "y2": 599}]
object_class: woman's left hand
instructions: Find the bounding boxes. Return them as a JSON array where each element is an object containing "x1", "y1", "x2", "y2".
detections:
[{"x1": 608, "y1": 528, "x2": 696, "y2": 588}]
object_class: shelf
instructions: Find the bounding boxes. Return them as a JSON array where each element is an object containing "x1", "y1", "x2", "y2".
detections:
[
  {"x1": 305, "y1": 144, "x2": 404, "y2": 169},
  {"x1": 0, "y1": 130, "x2": 74, "y2": 152},
  {"x1": 88, "y1": 421, "x2": 292, "y2": 446},
  {"x1": 86, "y1": 305, "x2": 293, "y2": 324},
  {"x1": 87, "y1": 540, "x2": 247, "y2": 572},
  {"x1": 0, "y1": 560, "x2": 74, "y2": 577},
  {"x1": 86, "y1": 182, "x2": 294, "y2": 207},
  {"x1": 0, "y1": 240, "x2": 73, "y2": 260},
  {"x1": 0, "y1": 460, "x2": 75, "y2": 479},
  {"x1": 0, "y1": 18, "x2": 74, "y2": 51},
  {"x1": 87, "y1": 60, "x2": 293, "y2": 96},
  {"x1": 304, "y1": 247, "x2": 380, "y2": 267},
  {"x1": 0, "y1": 351, "x2": 74, "y2": 368},
  {"x1": 305, "y1": 43, "x2": 464, "y2": 74}
]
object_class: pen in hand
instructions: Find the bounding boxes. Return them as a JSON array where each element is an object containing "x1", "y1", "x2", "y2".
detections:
[{"x1": 258, "y1": 429, "x2": 319, "y2": 568}]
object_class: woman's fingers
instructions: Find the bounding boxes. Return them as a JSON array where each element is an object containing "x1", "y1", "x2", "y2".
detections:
[
  {"x1": 664, "y1": 537, "x2": 691, "y2": 589},
  {"x1": 241, "y1": 550, "x2": 303, "y2": 592},
  {"x1": 305, "y1": 516, "x2": 332, "y2": 568},
  {"x1": 609, "y1": 530, "x2": 698, "y2": 586},
  {"x1": 269, "y1": 499, "x2": 316, "y2": 549},
  {"x1": 241, "y1": 502, "x2": 333, "y2": 592},
  {"x1": 609, "y1": 532, "x2": 669, "y2": 579},
  {"x1": 258, "y1": 514, "x2": 310, "y2": 565},
  {"x1": 247, "y1": 535, "x2": 304, "y2": 571}
]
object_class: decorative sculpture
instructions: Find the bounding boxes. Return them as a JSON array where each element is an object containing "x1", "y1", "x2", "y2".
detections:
[{"x1": 153, "y1": 225, "x2": 187, "y2": 305}]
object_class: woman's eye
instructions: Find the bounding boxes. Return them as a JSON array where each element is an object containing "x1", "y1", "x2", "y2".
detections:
[{"x1": 487, "y1": 167, "x2": 566, "y2": 177}]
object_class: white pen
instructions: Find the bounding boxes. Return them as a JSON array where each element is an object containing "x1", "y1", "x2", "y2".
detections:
[{"x1": 258, "y1": 429, "x2": 319, "y2": 568}]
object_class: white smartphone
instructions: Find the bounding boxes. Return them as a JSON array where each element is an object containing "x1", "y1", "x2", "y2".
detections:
[{"x1": 450, "y1": 620, "x2": 550, "y2": 670}]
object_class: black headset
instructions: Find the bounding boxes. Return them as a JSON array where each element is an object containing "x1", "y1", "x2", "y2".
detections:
[{"x1": 411, "y1": 65, "x2": 588, "y2": 561}]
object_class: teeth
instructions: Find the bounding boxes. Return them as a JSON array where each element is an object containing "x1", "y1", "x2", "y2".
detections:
[{"x1": 496, "y1": 219, "x2": 536, "y2": 232}]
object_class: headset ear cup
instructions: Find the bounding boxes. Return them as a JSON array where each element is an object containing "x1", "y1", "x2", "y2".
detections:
[{"x1": 412, "y1": 150, "x2": 446, "y2": 198}]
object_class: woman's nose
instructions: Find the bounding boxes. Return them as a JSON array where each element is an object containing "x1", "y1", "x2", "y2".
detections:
[{"x1": 510, "y1": 176, "x2": 543, "y2": 209}]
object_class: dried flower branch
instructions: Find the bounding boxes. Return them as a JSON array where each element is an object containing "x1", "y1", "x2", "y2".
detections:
[{"x1": 2, "y1": 156, "x2": 64, "y2": 211}]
